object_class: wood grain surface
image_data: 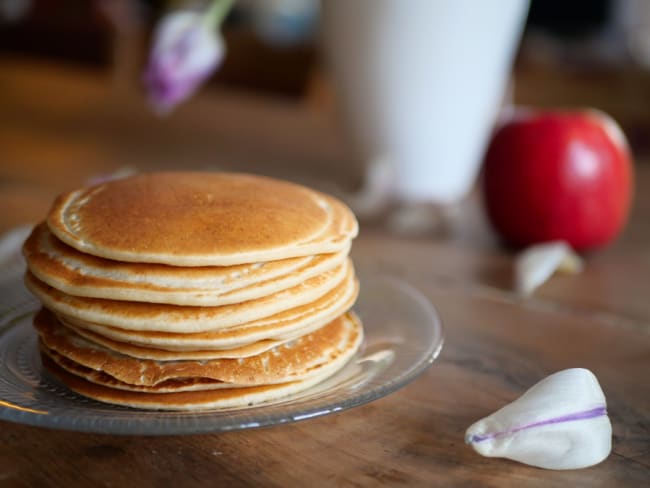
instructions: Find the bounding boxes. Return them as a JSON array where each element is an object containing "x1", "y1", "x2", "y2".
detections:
[{"x1": 0, "y1": 60, "x2": 648, "y2": 487}]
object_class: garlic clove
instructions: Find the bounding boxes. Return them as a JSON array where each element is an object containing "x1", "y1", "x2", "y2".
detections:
[
  {"x1": 515, "y1": 241, "x2": 583, "y2": 296},
  {"x1": 466, "y1": 368, "x2": 611, "y2": 470}
]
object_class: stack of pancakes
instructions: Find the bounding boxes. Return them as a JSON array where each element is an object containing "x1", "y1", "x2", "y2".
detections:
[{"x1": 22, "y1": 172, "x2": 362, "y2": 410}]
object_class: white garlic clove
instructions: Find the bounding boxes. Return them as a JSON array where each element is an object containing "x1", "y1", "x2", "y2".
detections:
[
  {"x1": 515, "y1": 241, "x2": 583, "y2": 296},
  {"x1": 466, "y1": 368, "x2": 611, "y2": 470}
]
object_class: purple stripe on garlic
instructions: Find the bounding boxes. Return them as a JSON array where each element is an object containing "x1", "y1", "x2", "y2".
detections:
[{"x1": 467, "y1": 406, "x2": 607, "y2": 444}]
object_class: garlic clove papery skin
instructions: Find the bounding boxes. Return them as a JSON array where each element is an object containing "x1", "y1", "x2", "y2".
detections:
[
  {"x1": 466, "y1": 368, "x2": 611, "y2": 470},
  {"x1": 515, "y1": 241, "x2": 583, "y2": 296}
]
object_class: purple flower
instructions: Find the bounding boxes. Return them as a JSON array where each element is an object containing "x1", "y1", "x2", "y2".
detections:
[{"x1": 143, "y1": 10, "x2": 225, "y2": 114}]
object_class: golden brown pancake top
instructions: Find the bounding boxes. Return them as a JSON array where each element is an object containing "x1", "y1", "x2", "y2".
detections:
[{"x1": 47, "y1": 172, "x2": 342, "y2": 264}]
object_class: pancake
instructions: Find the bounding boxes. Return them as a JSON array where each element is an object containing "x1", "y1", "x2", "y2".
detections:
[
  {"x1": 36, "y1": 310, "x2": 363, "y2": 387},
  {"x1": 64, "y1": 323, "x2": 284, "y2": 360},
  {"x1": 47, "y1": 172, "x2": 358, "y2": 266},
  {"x1": 25, "y1": 259, "x2": 352, "y2": 332},
  {"x1": 41, "y1": 352, "x2": 355, "y2": 410},
  {"x1": 26, "y1": 171, "x2": 363, "y2": 411},
  {"x1": 42, "y1": 347, "x2": 236, "y2": 392},
  {"x1": 57, "y1": 274, "x2": 359, "y2": 351},
  {"x1": 37, "y1": 310, "x2": 288, "y2": 360},
  {"x1": 24, "y1": 223, "x2": 350, "y2": 306}
]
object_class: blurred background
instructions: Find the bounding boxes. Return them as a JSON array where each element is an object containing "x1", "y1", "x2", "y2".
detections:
[{"x1": 1, "y1": 0, "x2": 649, "y2": 234}]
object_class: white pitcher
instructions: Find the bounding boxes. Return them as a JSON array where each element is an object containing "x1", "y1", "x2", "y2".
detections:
[{"x1": 322, "y1": 0, "x2": 530, "y2": 205}]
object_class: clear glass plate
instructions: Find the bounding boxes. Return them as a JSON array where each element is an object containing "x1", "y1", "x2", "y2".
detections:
[{"x1": 0, "y1": 253, "x2": 443, "y2": 435}]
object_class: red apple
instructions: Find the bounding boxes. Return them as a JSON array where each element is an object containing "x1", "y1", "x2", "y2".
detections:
[{"x1": 483, "y1": 109, "x2": 634, "y2": 251}]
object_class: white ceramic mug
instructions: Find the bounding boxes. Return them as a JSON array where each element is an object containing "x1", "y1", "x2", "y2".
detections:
[{"x1": 322, "y1": 0, "x2": 529, "y2": 205}]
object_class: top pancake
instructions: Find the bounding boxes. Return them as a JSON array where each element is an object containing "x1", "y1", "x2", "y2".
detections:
[{"x1": 47, "y1": 172, "x2": 358, "y2": 266}]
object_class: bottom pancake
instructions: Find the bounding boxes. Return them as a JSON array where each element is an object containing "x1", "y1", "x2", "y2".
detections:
[
  {"x1": 36, "y1": 310, "x2": 364, "y2": 409},
  {"x1": 36, "y1": 310, "x2": 363, "y2": 387},
  {"x1": 40, "y1": 347, "x2": 357, "y2": 410}
]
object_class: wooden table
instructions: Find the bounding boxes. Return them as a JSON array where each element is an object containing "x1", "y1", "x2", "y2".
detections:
[{"x1": 0, "y1": 60, "x2": 648, "y2": 487}]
